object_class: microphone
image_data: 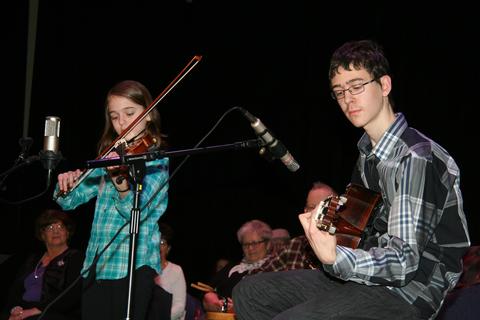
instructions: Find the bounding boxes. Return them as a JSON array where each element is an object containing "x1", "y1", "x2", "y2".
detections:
[
  {"x1": 238, "y1": 107, "x2": 300, "y2": 172},
  {"x1": 39, "y1": 116, "x2": 63, "y2": 186}
]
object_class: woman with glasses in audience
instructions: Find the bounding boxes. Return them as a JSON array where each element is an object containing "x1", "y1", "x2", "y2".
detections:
[
  {"x1": 202, "y1": 219, "x2": 273, "y2": 314},
  {"x1": 1, "y1": 209, "x2": 84, "y2": 320}
]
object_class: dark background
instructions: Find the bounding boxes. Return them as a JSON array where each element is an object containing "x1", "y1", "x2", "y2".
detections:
[{"x1": 1, "y1": 0, "x2": 477, "y2": 305}]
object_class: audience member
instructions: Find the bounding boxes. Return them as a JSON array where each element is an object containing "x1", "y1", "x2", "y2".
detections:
[
  {"x1": 252, "y1": 181, "x2": 337, "y2": 272},
  {"x1": 303, "y1": 181, "x2": 337, "y2": 212},
  {"x1": 202, "y1": 219, "x2": 273, "y2": 313},
  {"x1": 270, "y1": 228, "x2": 290, "y2": 253},
  {"x1": 1, "y1": 209, "x2": 84, "y2": 320},
  {"x1": 152, "y1": 223, "x2": 187, "y2": 320}
]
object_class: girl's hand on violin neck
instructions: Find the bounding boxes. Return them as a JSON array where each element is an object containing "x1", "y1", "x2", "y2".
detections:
[
  {"x1": 57, "y1": 169, "x2": 82, "y2": 192},
  {"x1": 107, "y1": 150, "x2": 130, "y2": 195}
]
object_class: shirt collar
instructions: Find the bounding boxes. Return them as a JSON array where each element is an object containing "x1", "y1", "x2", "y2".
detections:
[{"x1": 357, "y1": 112, "x2": 408, "y2": 161}]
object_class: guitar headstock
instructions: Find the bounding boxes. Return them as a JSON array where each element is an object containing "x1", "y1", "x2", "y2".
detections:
[
  {"x1": 311, "y1": 184, "x2": 381, "y2": 249},
  {"x1": 313, "y1": 195, "x2": 347, "y2": 235}
]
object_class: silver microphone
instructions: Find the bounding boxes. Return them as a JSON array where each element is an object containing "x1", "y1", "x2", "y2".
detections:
[
  {"x1": 239, "y1": 108, "x2": 300, "y2": 172},
  {"x1": 39, "y1": 116, "x2": 62, "y2": 185},
  {"x1": 43, "y1": 116, "x2": 60, "y2": 154}
]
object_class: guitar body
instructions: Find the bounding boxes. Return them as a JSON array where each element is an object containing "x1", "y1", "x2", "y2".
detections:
[{"x1": 314, "y1": 183, "x2": 381, "y2": 249}]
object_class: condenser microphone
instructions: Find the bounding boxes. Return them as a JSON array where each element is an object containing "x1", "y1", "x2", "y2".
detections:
[
  {"x1": 39, "y1": 116, "x2": 62, "y2": 185},
  {"x1": 238, "y1": 107, "x2": 300, "y2": 172}
]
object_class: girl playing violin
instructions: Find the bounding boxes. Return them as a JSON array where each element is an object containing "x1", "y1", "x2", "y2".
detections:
[{"x1": 55, "y1": 80, "x2": 169, "y2": 320}]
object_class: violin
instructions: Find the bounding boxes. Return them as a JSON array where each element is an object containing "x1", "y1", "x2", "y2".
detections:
[
  {"x1": 124, "y1": 133, "x2": 157, "y2": 154},
  {"x1": 108, "y1": 133, "x2": 158, "y2": 184}
]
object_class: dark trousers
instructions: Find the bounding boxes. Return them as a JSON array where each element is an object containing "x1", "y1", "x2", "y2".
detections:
[
  {"x1": 82, "y1": 265, "x2": 155, "y2": 320},
  {"x1": 233, "y1": 269, "x2": 422, "y2": 320}
]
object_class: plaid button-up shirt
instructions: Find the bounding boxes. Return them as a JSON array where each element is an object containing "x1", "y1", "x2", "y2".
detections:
[
  {"x1": 324, "y1": 113, "x2": 470, "y2": 319},
  {"x1": 55, "y1": 158, "x2": 169, "y2": 280}
]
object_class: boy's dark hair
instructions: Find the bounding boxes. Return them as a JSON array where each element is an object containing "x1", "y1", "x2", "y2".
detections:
[
  {"x1": 329, "y1": 39, "x2": 394, "y2": 107},
  {"x1": 328, "y1": 40, "x2": 390, "y2": 81}
]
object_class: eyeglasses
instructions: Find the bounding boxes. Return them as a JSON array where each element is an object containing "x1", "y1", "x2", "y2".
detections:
[
  {"x1": 241, "y1": 239, "x2": 266, "y2": 248},
  {"x1": 331, "y1": 79, "x2": 377, "y2": 100},
  {"x1": 160, "y1": 239, "x2": 168, "y2": 246},
  {"x1": 44, "y1": 223, "x2": 66, "y2": 232}
]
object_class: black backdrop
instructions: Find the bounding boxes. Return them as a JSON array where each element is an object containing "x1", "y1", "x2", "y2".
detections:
[{"x1": 1, "y1": 0, "x2": 477, "y2": 304}]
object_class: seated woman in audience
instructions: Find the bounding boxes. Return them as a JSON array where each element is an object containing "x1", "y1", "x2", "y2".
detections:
[
  {"x1": 152, "y1": 223, "x2": 187, "y2": 320},
  {"x1": 202, "y1": 219, "x2": 274, "y2": 313},
  {"x1": 1, "y1": 209, "x2": 84, "y2": 320}
]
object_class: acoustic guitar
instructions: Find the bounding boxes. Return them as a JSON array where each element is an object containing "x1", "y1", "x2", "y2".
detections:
[{"x1": 313, "y1": 183, "x2": 381, "y2": 249}]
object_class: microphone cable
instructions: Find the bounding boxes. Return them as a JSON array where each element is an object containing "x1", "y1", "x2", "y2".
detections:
[{"x1": 0, "y1": 156, "x2": 52, "y2": 205}]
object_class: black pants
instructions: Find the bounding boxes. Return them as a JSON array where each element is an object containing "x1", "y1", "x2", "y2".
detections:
[
  {"x1": 233, "y1": 269, "x2": 422, "y2": 320},
  {"x1": 82, "y1": 265, "x2": 155, "y2": 320}
]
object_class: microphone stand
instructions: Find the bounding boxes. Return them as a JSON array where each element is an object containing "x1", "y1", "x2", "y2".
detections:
[{"x1": 86, "y1": 138, "x2": 262, "y2": 320}]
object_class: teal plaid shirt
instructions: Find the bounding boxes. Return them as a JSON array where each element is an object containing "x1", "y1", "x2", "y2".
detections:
[{"x1": 55, "y1": 158, "x2": 169, "y2": 280}]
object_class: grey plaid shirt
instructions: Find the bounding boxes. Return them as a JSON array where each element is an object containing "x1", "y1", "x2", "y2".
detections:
[{"x1": 324, "y1": 113, "x2": 470, "y2": 319}]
